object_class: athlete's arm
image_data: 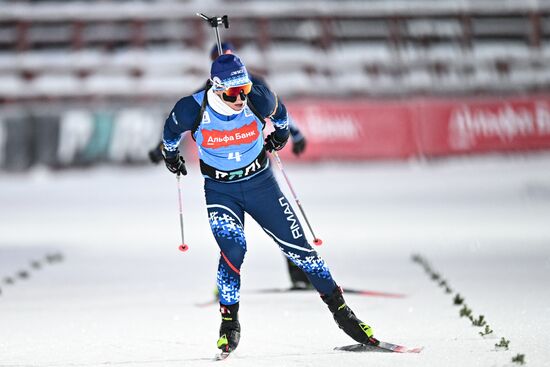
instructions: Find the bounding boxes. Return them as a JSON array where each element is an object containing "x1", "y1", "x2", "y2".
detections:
[
  {"x1": 248, "y1": 85, "x2": 290, "y2": 142},
  {"x1": 162, "y1": 96, "x2": 201, "y2": 158}
]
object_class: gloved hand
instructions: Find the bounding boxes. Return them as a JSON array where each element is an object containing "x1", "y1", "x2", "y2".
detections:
[
  {"x1": 148, "y1": 142, "x2": 164, "y2": 164},
  {"x1": 292, "y1": 137, "x2": 307, "y2": 156},
  {"x1": 164, "y1": 154, "x2": 187, "y2": 175},
  {"x1": 264, "y1": 132, "x2": 288, "y2": 152}
]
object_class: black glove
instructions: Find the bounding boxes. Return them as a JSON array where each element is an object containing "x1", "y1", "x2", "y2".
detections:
[
  {"x1": 164, "y1": 154, "x2": 187, "y2": 175},
  {"x1": 292, "y1": 137, "x2": 307, "y2": 156},
  {"x1": 264, "y1": 132, "x2": 288, "y2": 152},
  {"x1": 148, "y1": 142, "x2": 164, "y2": 164}
]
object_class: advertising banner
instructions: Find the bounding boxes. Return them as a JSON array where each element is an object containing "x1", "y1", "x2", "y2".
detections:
[
  {"x1": 278, "y1": 95, "x2": 550, "y2": 161},
  {"x1": 418, "y1": 98, "x2": 550, "y2": 156},
  {"x1": 278, "y1": 100, "x2": 417, "y2": 161},
  {"x1": 2, "y1": 94, "x2": 550, "y2": 171}
]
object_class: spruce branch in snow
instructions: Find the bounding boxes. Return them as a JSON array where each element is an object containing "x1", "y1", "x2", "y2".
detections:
[
  {"x1": 471, "y1": 315, "x2": 486, "y2": 327},
  {"x1": 479, "y1": 325, "x2": 493, "y2": 336},
  {"x1": 411, "y1": 254, "x2": 422, "y2": 263},
  {"x1": 459, "y1": 305, "x2": 472, "y2": 318},
  {"x1": 454, "y1": 294, "x2": 464, "y2": 305},
  {"x1": 495, "y1": 337, "x2": 510, "y2": 350},
  {"x1": 511, "y1": 354, "x2": 525, "y2": 365}
]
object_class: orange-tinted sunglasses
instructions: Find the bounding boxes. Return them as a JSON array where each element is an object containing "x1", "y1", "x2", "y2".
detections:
[{"x1": 224, "y1": 82, "x2": 253, "y2": 97}]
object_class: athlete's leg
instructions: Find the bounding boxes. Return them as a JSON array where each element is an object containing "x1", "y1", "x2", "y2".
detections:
[
  {"x1": 243, "y1": 170, "x2": 336, "y2": 295},
  {"x1": 204, "y1": 182, "x2": 247, "y2": 353},
  {"x1": 243, "y1": 170, "x2": 376, "y2": 345},
  {"x1": 205, "y1": 187, "x2": 246, "y2": 306},
  {"x1": 286, "y1": 257, "x2": 313, "y2": 289}
]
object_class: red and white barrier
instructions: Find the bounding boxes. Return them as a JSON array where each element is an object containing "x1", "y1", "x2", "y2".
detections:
[{"x1": 273, "y1": 95, "x2": 550, "y2": 161}]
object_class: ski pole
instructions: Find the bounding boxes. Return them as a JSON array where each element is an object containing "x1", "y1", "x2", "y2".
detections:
[
  {"x1": 196, "y1": 13, "x2": 229, "y2": 55},
  {"x1": 176, "y1": 173, "x2": 189, "y2": 252},
  {"x1": 271, "y1": 151, "x2": 323, "y2": 246}
]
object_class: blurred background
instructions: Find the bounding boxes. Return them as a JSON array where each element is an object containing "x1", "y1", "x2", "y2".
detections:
[{"x1": 2, "y1": 0, "x2": 550, "y2": 169}]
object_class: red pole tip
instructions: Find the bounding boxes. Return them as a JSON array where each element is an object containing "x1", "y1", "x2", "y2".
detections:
[
  {"x1": 313, "y1": 238, "x2": 323, "y2": 246},
  {"x1": 179, "y1": 244, "x2": 189, "y2": 252}
]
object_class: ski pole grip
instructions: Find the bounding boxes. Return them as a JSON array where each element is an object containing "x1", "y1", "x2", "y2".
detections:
[
  {"x1": 196, "y1": 13, "x2": 229, "y2": 29},
  {"x1": 222, "y1": 15, "x2": 229, "y2": 28}
]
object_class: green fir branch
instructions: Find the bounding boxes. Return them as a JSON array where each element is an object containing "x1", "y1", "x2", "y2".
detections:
[
  {"x1": 511, "y1": 354, "x2": 525, "y2": 365},
  {"x1": 479, "y1": 325, "x2": 493, "y2": 336},
  {"x1": 459, "y1": 305, "x2": 472, "y2": 318},
  {"x1": 453, "y1": 294, "x2": 464, "y2": 305},
  {"x1": 495, "y1": 337, "x2": 510, "y2": 350},
  {"x1": 471, "y1": 315, "x2": 486, "y2": 327}
]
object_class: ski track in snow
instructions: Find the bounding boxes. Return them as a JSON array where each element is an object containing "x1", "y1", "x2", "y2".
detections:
[{"x1": 1, "y1": 153, "x2": 550, "y2": 366}]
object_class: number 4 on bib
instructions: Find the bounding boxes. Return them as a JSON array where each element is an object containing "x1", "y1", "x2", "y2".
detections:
[{"x1": 228, "y1": 152, "x2": 242, "y2": 162}]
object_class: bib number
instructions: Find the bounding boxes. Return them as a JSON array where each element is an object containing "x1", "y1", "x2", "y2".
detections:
[{"x1": 228, "y1": 152, "x2": 242, "y2": 162}]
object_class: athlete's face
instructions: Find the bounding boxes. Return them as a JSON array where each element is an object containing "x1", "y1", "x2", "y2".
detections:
[{"x1": 215, "y1": 90, "x2": 246, "y2": 111}]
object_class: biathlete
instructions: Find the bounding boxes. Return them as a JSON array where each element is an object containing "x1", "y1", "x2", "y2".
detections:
[{"x1": 161, "y1": 53, "x2": 376, "y2": 354}]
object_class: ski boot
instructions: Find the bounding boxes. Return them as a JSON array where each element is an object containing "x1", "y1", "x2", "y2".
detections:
[
  {"x1": 217, "y1": 303, "x2": 241, "y2": 353},
  {"x1": 322, "y1": 287, "x2": 378, "y2": 345}
]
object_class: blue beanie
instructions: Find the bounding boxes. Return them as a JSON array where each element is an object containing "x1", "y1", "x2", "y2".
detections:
[
  {"x1": 210, "y1": 54, "x2": 250, "y2": 91},
  {"x1": 210, "y1": 41, "x2": 235, "y2": 60}
]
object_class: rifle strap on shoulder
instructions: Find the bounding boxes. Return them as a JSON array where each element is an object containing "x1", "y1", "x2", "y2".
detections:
[{"x1": 191, "y1": 85, "x2": 210, "y2": 141}]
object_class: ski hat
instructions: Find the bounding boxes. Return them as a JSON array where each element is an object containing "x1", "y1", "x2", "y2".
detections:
[
  {"x1": 210, "y1": 54, "x2": 251, "y2": 91},
  {"x1": 210, "y1": 41, "x2": 235, "y2": 60}
]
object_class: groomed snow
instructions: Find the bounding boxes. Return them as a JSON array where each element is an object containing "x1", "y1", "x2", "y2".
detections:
[{"x1": 1, "y1": 153, "x2": 550, "y2": 366}]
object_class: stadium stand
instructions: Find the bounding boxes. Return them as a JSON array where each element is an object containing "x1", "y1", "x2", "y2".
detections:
[{"x1": 1, "y1": 0, "x2": 550, "y2": 101}]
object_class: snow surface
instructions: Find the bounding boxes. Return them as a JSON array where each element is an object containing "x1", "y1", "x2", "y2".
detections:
[{"x1": 1, "y1": 153, "x2": 550, "y2": 366}]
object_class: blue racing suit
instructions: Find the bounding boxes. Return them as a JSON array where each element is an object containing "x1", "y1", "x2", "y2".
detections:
[{"x1": 163, "y1": 85, "x2": 336, "y2": 305}]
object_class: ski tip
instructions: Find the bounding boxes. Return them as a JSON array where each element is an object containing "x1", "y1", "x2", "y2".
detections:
[
  {"x1": 358, "y1": 291, "x2": 406, "y2": 298},
  {"x1": 215, "y1": 351, "x2": 231, "y2": 361},
  {"x1": 341, "y1": 288, "x2": 407, "y2": 298},
  {"x1": 179, "y1": 244, "x2": 189, "y2": 252},
  {"x1": 408, "y1": 346, "x2": 424, "y2": 353},
  {"x1": 390, "y1": 345, "x2": 424, "y2": 353}
]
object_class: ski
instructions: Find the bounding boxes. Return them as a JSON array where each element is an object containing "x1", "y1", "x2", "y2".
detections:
[
  {"x1": 339, "y1": 287, "x2": 406, "y2": 298},
  {"x1": 214, "y1": 351, "x2": 231, "y2": 361},
  {"x1": 251, "y1": 287, "x2": 406, "y2": 299},
  {"x1": 335, "y1": 341, "x2": 423, "y2": 353},
  {"x1": 197, "y1": 286, "x2": 406, "y2": 308}
]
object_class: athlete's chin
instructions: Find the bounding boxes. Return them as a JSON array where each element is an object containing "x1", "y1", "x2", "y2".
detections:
[{"x1": 231, "y1": 103, "x2": 245, "y2": 111}]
